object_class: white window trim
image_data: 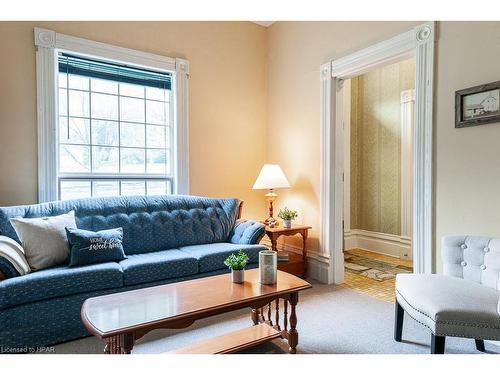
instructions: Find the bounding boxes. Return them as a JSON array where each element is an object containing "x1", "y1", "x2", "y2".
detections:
[{"x1": 34, "y1": 27, "x2": 189, "y2": 202}]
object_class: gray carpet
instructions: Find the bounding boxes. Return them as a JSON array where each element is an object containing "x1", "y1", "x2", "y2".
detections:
[{"x1": 53, "y1": 282, "x2": 499, "y2": 354}]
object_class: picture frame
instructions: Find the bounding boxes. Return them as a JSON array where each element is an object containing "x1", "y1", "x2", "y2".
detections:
[{"x1": 455, "y1": 81, "x2": 500, "y2": 128}]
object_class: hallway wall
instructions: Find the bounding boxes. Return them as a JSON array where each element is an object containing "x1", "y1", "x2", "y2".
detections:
[{"x1": 350, "y1": 58, "x2": 415, "y2": 236}]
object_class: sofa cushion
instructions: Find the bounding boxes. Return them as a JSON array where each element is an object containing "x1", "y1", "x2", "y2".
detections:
[
  {"x1": 179, "y1": 243, "x2": 267, "y2": 273},
  {"x1": 396, "y1": 273, "x2": 500, "y2": 340},
  {"x1": 0, "y1": 262, "x2": 123, "y2": 310},
  {"x1": 118, "y1": 249, "x2": 198, "y2": 286}
]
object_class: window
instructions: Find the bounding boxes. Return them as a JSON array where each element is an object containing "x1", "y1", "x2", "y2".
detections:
[
  {"x1": 57, "y1": 54, "x2": 173, "y2": 200},
  {"x1": 34, "y1": 28, "x2": 189, "y2": 202}
]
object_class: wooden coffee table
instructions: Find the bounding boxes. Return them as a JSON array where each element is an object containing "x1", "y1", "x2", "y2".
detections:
[{"x1": 81, "y1": 269, "x2": 312, "y2": 354}]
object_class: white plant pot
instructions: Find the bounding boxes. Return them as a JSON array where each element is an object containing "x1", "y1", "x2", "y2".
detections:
[
  {"x1": 231, "y1": 269, "x2": 245, "y2": 283},
  {"x1": 283, "y1": 220, "x2": 292, "y2": 228}
]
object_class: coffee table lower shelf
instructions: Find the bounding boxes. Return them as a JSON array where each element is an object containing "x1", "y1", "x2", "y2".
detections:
[{"x1": 166, "y1": 323, "x2": 282, "y2": 354}]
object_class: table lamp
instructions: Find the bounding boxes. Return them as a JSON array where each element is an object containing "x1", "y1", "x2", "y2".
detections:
[{"x1": 252, "y1": 164, "x2": 290, "y2": 225}]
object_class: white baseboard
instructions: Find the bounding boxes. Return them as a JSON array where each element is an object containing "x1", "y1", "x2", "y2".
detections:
[
  {"x1": 307, "y1": 255, "x2": 330, "y2": 283},
  {"x1": 344, "y1": 229, "x2": 412, "y2": 260}
]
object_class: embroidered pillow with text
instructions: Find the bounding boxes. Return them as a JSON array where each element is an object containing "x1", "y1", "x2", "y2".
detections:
[{"x1": 65, "y1": 227, "x2": 126, "y2": 267}]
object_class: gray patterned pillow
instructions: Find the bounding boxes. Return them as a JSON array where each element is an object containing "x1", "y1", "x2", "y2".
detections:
[{"x1": 9, "y1": 211, "x2": 76, "y2": 270}]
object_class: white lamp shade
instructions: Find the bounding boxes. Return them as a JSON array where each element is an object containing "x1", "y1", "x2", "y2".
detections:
[{"x1": 252, "y1": 164, "x2": 291, "y2": 190}]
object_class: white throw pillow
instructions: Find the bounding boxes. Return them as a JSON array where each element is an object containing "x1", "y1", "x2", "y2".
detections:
[
  {"x1": 9, "y1": 211, "x2": 77, "y2": 271},
  {"x1": 0, "y1": 235, "x2": 30, "y2": 276}
]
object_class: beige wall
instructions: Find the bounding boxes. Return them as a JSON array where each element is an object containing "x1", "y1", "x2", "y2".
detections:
[
  {"x1": 350, "y1": 58, "x2": 415, "y2": 236},
  {"x1": 1, "y1": 21, "x2": 500, "y2": 273},
  {"x1": 434, "y1": 22, "x2": 500, "y2": 270},
  {"x1": 0, "y1": 21, "x2": 268, "y2": 220},
  {"x1": 267, "y1": 21, "x2": 500, "y2": 271}
]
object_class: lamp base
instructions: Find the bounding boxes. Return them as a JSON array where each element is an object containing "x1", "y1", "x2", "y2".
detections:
[
  {"x1": 264, "y1": 217, "x2": 278, "y2": 226},
  {"x1": 264, "y1": 189, "x2": 278, "y2": 227}
]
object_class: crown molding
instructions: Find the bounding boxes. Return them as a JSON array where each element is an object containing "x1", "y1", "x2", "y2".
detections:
[{"x1": 251, "y1": 21, "x2": 275, "y2": 28}]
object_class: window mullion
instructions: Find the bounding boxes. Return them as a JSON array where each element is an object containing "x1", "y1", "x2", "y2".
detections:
[
  {"x1": 118, "y1": 83, "x2": 122, "y2": 174},
  {"x1": 143, "y1": 87, "x2": 147, "y2": 176},
  {"x1": 88, "y1": 80, "x2": 93, "y2": 174}
]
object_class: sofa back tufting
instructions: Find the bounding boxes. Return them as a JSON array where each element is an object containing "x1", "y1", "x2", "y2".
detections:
[
  {"x1": 0, "y1": 195, "x2": 240, "y2": 255},
  {"x1": 442, "y1": 235, "x2": 500, "y2": 291}
]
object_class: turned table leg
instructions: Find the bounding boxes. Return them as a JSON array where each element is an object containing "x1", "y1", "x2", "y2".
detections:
[
  {"x1": 251, "y1": 308, "x2": 260, "y2": 325},
  {"x1": 288, "y1": 292, "x2": 299, "y2": 354},
  {"x1": 104, "y1": 336, "x2": 116, "y2": 354},
  {"x1": 104, "y1": 333, "x2": 134, "y2": 354},
  {"x1": 121, "y1": 333, "x2": 134, "y2": 354},
  {"x1": 300, "y1": 230, "x2": 308, "y2": 277},
  {"x1": 270, "y1": 236, "x2": 278, "y2": 252},
  {"x1": 104, "y1": 340, "x2": 111, "y2": 354}
]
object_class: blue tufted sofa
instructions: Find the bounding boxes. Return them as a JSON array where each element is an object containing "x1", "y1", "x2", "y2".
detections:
[{"x1": 0, "y1": 195, "x2": 266, "y2": 350}]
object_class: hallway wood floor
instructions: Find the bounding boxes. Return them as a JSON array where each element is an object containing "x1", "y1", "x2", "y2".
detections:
[{"x1": 343, "y1": 248, "x2": 413, "y2": 302}]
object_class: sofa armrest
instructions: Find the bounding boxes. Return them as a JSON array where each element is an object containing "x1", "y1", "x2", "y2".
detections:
[{"x1": 230, "y1": 219, "x2": 265, "y2": 245}]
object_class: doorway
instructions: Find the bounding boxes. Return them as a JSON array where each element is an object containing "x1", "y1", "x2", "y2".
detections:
[
  {"x1": 318, "y1": 22, "x2": 435, "y2": 285},
  {"x1": 342, "y1": 58, "x2": 415, "y2": 301}
]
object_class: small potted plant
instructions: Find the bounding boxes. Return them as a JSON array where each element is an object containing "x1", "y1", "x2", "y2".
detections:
[
  {"x1": 224, "y1": 250, "x2": 250, "y2": 283},
  {"x1": 278, "y1": 207, "x2": 298, "y2": 228}
]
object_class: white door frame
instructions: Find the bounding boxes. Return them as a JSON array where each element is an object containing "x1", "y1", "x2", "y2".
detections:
[{"x1": 319, "y1": 22, "x2": 436, "y2": 284}]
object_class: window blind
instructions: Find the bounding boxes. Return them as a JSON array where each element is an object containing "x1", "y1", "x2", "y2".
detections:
[{"x1": 58, "y1": 53, "x2": 172, "y2": 90}]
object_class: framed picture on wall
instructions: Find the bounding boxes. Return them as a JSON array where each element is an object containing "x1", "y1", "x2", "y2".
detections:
[{"x1": 455, "y1": 81, "x2": 500, "y2": 128}]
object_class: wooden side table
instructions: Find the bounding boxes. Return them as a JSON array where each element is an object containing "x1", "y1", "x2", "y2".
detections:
[{"x1": 264, "y1": 224, "x2": 311, "y2": 278}]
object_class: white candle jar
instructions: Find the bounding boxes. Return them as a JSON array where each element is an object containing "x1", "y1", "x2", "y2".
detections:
[{"x1": 259, "y1": 250, "x2": 277, "y2": 284}]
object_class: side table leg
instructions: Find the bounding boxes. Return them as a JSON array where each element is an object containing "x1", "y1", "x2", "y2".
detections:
[
  {"x1": 300, "y1": 231, "x2": 308, "y2": 278},
  {"x1": 288, "y1": 292, "x2": 299, "y2": 354},
  {"x1": 270, "y1": 237, "x2": 278, "y2": 252}
]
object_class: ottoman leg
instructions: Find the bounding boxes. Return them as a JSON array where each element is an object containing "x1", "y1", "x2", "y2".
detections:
[
  {"x1": 475, "y1": 339, "x2": 486, "y2": 352},
  {"x1": 394, "y1": 300, "x2": 404, "y2": 342},
  {"x1": 431, "y1": 334, "x2": 446, "y2": 354}
]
